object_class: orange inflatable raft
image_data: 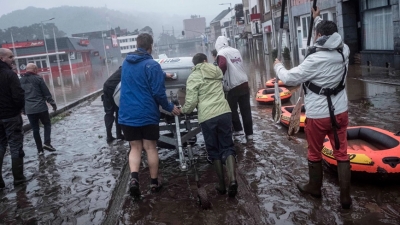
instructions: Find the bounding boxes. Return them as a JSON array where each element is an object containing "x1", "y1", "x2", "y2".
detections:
[
  {"x1": 255, "y1": 87, "x2": 292, "y2": 104},
  {"x1": 280, "y1": 104, "x2": 306, "y2": 128},
  {"x1": 265, "y1": 78, "x2": 286, "y2": 88},
  {"x1": 322, "y1": 126, "x2": 400, "y2": 180}
]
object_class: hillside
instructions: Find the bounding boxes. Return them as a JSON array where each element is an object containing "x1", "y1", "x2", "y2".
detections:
[{"x1": 0, "y1": 6, "x2": 185, "y2": 39}]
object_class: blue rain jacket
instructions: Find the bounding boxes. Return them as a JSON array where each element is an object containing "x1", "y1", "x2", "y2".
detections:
[{"x1": 118, "y1": 48, "x2": 173, "y2": 126}]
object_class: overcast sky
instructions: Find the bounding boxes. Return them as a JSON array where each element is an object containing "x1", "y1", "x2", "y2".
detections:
[{"x1": 1, "y1": 0, "x2": 243, "y2": 24}]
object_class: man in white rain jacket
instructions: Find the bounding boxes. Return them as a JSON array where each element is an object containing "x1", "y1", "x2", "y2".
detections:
[
  {"x1": 273, "y1": 7, "x2": 351, "y2": 209},
  {"x1": 215, "y1": 36, "x2": 253, "y2": 142}
]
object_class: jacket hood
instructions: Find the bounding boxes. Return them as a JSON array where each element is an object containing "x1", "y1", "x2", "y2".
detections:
[
  {"x1": 193, "y1": 63, "x2": 222, "y2": 80},
  {"x1": 314, "y1": 32, "x2": 343, "y2": 50},
  {"x1": 215, "y1": 36, "x2": 229, "y2": 52},
  {"x1": 125, "y1": 48, "x2": 152, "y2": 64}
]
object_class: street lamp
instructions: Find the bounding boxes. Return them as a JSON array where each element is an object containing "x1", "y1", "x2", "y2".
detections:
[
  {"x1": 219, "y1": 3, "x2": 235, "y2": 47},
  {"x1": 40, "y1": 18, "x2": 54, "y2": 72},
  {"x1": 40, "y1": 17, "x2": 56, "y2": 102}
]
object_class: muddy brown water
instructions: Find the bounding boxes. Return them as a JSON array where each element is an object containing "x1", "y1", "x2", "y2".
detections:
[{"x1": 1, "y1": 50, "x2": 400, "y2": 224}]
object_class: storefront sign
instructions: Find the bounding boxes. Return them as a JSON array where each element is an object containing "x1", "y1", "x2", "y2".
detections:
[
  {"x1": 79, "y1": 39, "x2": 90, "y2": 46},
  {"x1": 2, "y1": 40, "x2": 44, "y2": 49},
  {"x1": 264, "y1": 25, "x2": 272, "y2": 33}
]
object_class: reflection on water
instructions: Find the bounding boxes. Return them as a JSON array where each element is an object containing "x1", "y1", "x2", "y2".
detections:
[{"x1": 39, "y1": 64, "x2": 119, "y2": 108}]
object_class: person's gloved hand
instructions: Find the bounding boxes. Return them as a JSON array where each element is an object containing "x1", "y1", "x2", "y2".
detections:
[{"x1": 51, "y1": 104, "x2": 57, "y2": 112}]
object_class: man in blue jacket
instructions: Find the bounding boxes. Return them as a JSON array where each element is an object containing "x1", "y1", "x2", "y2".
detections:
[{"x1": 119, "y1": 33, "x2": 180, "y2": 198}]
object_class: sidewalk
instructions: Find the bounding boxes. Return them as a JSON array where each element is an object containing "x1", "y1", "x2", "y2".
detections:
[{"x1": 0, "y1": 95, "x2": 130, "y2": 224}]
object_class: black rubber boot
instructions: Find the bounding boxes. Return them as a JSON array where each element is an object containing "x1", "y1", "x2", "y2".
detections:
[
  {"x1": 297, "y1": 160, "x2": 323, "y2": 198},
  {"x1": 213, "y1": 160, "x2": 226, "y2": 195},
  {"x1": 116, "y1": 123, "x2": 124, "y2": 140},
  {"x1": 225, "y1": 155, "x2": 238, "y2": 197},
  {"x1": 337, "y1": 160, "x2": 352, "y2": 209},
  {"x1": 0, "y1": 155, "x2": 4, "y2": 188},
  {"x1": 12, "y1": 158, "x2": 27, "y2": 185}
]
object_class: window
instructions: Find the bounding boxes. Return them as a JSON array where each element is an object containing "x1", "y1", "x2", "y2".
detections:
[
  {"x1": 363, "y1": 7, "x2": 393, "y2": 50},
  {"x1": 301, "y1": 16, "x2": 311, "y2": 38},
  {"x1": 264, "y1": 0, "x2": 270, "y2": 13},
  {"x1": 246, "y1": 10, "x2": 250, "y2": 24},
  {"x1": 322, "y1": 13, "x2": 328, "y2": 21},
  {"x1": 362, "y1": 0, "x2": 390, "y2": 10}
]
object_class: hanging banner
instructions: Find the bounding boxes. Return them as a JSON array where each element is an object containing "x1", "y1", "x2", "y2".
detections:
[{"x1": 111, "y1": 35, "x2": 119, "y2": 47}]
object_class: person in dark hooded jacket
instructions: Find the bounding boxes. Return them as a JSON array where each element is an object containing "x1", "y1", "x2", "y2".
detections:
[
  {"x1": 20, "y1": 63, "x2": 57, "y2": 154},
  {"x1": 119, "y1": 33, "x2": 180, "y2": 198},
  {"x1": 0, "y1": 48, "x2": 26, "y2": 188},
  {"x1": 102, "y1": 66, "x2": 124, "y2": 143}
]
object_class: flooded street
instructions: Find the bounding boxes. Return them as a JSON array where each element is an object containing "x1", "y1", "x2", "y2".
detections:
[{"x1": 1, "y1": 51, "x2": 400, "y2": 224}]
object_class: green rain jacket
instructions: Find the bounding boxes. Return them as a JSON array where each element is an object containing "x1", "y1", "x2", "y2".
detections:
[{"x1": 181, "y1": 62, "x2": 231, "y2": 123}]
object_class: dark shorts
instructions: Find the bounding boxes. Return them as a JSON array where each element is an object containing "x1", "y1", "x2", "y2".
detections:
[{"x1": 121, "y1": 124, "x2": 159, "y2": 141}]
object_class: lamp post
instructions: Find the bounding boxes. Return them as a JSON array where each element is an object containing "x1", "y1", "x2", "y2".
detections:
[
  {"x1": 219, "y1": 3, "x2": 235, "y2": 47},
  {"x1": 40, "y1": 18, "x2": 54, "y2": 72},
  {"x1": 40, "y1": 18, "x2": 56, "y2": 102}
]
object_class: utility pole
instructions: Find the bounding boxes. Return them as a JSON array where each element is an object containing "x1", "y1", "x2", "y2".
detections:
[{"x1": 287, "y1": 0, "x2": 299, "y2": 67}]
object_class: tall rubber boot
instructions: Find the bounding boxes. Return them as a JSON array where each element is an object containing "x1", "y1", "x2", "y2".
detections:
[
  {"x1": 337, "y1": 160, "x2": 352, "y2": 209},
  {"x1": 12, "y1": 158, "x2": 27, "y2": 185},
  {"x1": 116, "y1": 123, "x2": 124, "y2": 140},
  {"x1": 213, "y1": 160, "x2": 226, "y2": 195},
  {"x1": 297, "y1": 160, "x2": 323, "y2": 198},
  {"x1": 0, "y1": 155, "x2": 4, "y2": 188},
  {"x1": 225, "y1": 155, "x2": 238, "y2": 197}
]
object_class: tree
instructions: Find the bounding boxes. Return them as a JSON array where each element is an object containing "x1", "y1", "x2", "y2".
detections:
[{"x1": 0, "y1": 23, "x2": 66, "y2": 44}]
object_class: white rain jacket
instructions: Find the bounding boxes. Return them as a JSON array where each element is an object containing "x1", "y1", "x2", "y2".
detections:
[
  {"x1": 274, "y1": 17, "x2": 350, "y2": 119},
  {"x1": 215, "y1": 36, "x2": 248, "y2": 92}
]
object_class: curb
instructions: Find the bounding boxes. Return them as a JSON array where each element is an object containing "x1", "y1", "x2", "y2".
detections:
[
  {"x1": 354, "y1": 78, "x2": 400, "y2": 86},
  {"x1": 22, "y1": 89, "x2": 104, "y2": 132}
]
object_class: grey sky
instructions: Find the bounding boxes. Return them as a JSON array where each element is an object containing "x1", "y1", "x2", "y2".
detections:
[{"x1": 1, "y1": 0, "x2": 243, "y2": 24}]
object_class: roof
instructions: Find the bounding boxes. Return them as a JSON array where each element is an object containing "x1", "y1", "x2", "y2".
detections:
[
  {"x1": 68, "y1": 37, "x2": 94, "y2": 51},
  {"x1": 210, "y1": 8, "x2": 231, "y2": 24}
]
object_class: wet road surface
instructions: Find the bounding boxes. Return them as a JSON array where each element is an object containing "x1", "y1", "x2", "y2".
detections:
[{"x1": 1, "y1": 50, "x2": 400, "y2": 224}]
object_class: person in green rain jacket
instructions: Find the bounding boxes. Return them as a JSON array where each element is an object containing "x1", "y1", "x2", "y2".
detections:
[{"x1": 181, "y1": 53, "x2": 238, "y2": 198}]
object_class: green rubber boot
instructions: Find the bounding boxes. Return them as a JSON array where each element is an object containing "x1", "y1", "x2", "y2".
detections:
[
  {"x1": 297, "y1": 160, "x2": 323, "y2": 198},
  {"x1": 337, "y1": 160, "x2": 352, "y2": 209},
  {"x1": 213, "y1": 160, "x2": 226, "y2": 195},
  {"x1": 225, "y1": 155, "x2": 238, "y2": 197}
]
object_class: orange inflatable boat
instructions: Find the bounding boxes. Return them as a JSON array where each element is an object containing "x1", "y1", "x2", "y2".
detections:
[
  {"x1": 255, "y1": 87, "x2": 292, "y2": 104},
  {"x1": 322, "y1": 126, "x2": 400, "y2": 180},
  {"x1": 280, "y1": 104, "x2": 306, "y2": 128},
  {"x1": 265, "y1": 78, "x2": 286, "y2": 88}
]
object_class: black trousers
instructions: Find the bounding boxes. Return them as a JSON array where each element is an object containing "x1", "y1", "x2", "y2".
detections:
[
  {"x1": 27, "y1": 111, "x2": 51, "y2": 151},
  {"x1": 0, "y1": 115, "x2": 24, "y2": 159},
  {"x1": 226, "y1": 84, "x2": 253, "y2": 136},
  {"x1": 102, "y1": 93, "x2": 122, "y2": 138},
  {"x1": 200, "y1": 113, "x2": 236, "y2": 164}
]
